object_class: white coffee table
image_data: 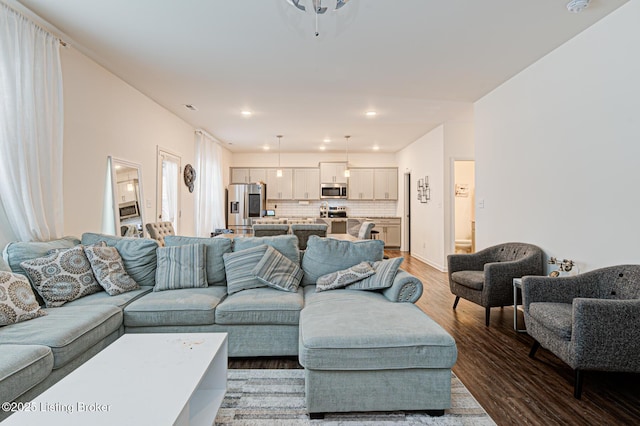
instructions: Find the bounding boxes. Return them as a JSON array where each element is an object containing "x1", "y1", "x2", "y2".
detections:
[{"x1": 4, "y1": 333, "x2": 227, "y2": 426}]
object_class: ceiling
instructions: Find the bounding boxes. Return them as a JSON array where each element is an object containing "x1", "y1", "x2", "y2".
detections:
[{"x1": 16, "y1": 0, "x2": 627, "y2": 153}]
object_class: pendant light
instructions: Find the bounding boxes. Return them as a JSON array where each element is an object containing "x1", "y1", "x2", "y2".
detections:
[
  {"x1": 344, "y1": 135, "x2": 351, "y2": 178},
  {"x1": 276, "y1": 135, "x2": 283, "y2": 177}
]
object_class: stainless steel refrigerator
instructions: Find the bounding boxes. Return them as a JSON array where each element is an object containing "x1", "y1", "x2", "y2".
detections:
[{"x1": 226, "y1": 183, "x2": 267, "y2": 234}]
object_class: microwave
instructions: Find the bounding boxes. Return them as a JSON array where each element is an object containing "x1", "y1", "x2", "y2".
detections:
[
  {"x1": 119, "y1": 201, "x2": 140, "y2": 219},
  {"x1": 321, "y1": 183, "x2": 348, "y2": 199}
]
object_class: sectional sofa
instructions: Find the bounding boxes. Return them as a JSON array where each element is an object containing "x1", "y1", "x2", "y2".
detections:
[{"x1": 0, "y1": 232, "x2": 457, "y2": 419}]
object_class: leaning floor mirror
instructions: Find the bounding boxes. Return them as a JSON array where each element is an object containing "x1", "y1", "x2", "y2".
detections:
[{"x1": 106, "y1": 156, "x2": 146, "y2": 238}]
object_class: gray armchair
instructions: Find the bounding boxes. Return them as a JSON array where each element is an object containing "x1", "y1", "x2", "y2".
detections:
[
  {"x1": 447, "y1": 242, "x2": 543, "y2": 326},
  {"x1": 523, "y1": 265, "x2": 640, "y2": 398},
  {"x1": 290, "y1": 223, "x2": 328, "y2": 250},
  {"x1": 252, "y1": 224, "x2": 290, "y2": 237}
]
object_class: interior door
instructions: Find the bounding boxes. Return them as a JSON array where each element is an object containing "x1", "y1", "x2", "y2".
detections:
[{"x1": 156, "y1": 148, "x2": 181, "y2": 233}]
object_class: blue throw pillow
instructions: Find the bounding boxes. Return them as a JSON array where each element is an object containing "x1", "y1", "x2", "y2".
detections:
[
  {"x1": 153, "y1": 244, "x2": 207, "y2": 292},
  {"x1": 164, "y1": 235, "x2": 232, "y2": 286},
  {"x1": 347, "y1": 257, "x2": 404, "y2": 291},
  {"x1": 223, "y1": 245, "x2": 269, "y2": 295},
  {"x1": 252, "y1": 246, "x2": 303, "y2": 292}
]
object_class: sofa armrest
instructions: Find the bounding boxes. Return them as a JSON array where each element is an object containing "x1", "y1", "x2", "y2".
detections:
[
  {"x1": 572, "y1": 298, "x2": 640, "y2": 370},
  {"x1": 381, "y1": 270, "x2": 423, "y2": 303}
]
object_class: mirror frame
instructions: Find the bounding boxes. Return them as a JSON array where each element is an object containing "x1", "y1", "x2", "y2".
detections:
[{"x1": 109, "y1": 156, "x2": 146, "y2": 238}]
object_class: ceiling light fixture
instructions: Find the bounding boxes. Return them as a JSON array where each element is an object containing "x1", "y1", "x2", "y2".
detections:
[
  {"x1": 319, "y1": 145, "x2": 326, "y2": 151},
  {"x1": 276, "y1": 135, "x2": 283, "y2": 177},
  {"x1": 323, "y1": 138, "x2": 331, "y2": 143},
  {"x1": 286, "y1": 0, "x2": 352, "y2": 37},
  {"x1": 372, "y1": 146, "x2": 380, "y2": 151},
  {"x1": 365, "y1": 111, "x2": 377, "y2": 117},
  {"x1": 567, "y1": 0, "x2": 590, "y2": 13},
  {"x1": 241, "y1": 110, "x2": 252, "y2": 117},
  {"x1": 344, "y1": 135, "x2": 351, "y2": 178}
]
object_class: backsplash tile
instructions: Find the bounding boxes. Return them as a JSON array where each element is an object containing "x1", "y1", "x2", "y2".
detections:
[{"x1": 266, "y1": 200, "x2": 398, "y2": 218}]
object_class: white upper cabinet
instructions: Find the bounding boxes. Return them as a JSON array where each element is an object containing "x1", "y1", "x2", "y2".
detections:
[
  {"x1": 230, "y1": 168, "x2": 267, "y2": 184},
  {"x1": 374, "y1": 168, "x2": 398, "y2": 200},
  {"x1": 348, "y1": 169, "x2": 374, "y2": 200},
  {"x1": 293, "y1": 168, "x2": 320, "y2": 200},
  {"x1": 265, "y1": 168, "x2": 293, "y2": 200},
  {"x1": 319, "y1": 162, "x2": 347, "y2": 184}
]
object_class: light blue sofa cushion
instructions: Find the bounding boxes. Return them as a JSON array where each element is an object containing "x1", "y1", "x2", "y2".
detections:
[
  {"x1": 346, "y1": 257, "x2": 404, "y2": 291},
  {"x1": 123, "y1": 286, "x2": 227, "y2": 327},
  {"x1": 299, "y1": 289, "x2": 457, "y2": 370},
  {"x1": 223, "y1": 245, "x2": 269, "y2": 295},
  {"x1": 0, "y1": 305, "x2": 122, "y2": 370},
  {"x1": 81, "y1": 233, "x2": 158, "y2": 288},
  {"x1": 64, "y1": 286, "x2": 153, "y2": 309},
  {"x1": 233, "y1": 235, "x2": 300, "y2": 265},
  {"x1": 0, "y1": 344, "x2": 53, "y2": 403},
  {"x1": 215, "y1": 287, "x2": 304, "y2": 325},
  {"x1": 154, "y1": 244, "x2": 207, "y2": 292},
  {"x1": 164, "y1": 235, "x2": 231, "y2": 286},
  {"x1": 3, "y1": 236, "x2": 80, "y2": 277},
  {"x1": 253, "y1": 246, "x2": 303, "y2": 293},
  {"x1": 301, "y1": 235, "x2": 384, "y2": 285}
]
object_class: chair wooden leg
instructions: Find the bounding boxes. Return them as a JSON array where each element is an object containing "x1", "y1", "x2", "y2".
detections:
[
  {"x1": 453, "y1": 296, "x2": 460, "y2": 310},
  {"x1": 529, "y1": 341, "x2": 540, "y2": 358},
  {"x1": 485, "y1": 307, "x2": 490, "y2": 326},
  {"x1": 574, "y1": 370, "x2": 583, "y2": 399}
]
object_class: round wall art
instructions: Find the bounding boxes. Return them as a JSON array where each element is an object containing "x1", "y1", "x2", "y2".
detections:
[{"x1": 183, "y1": 164, "x2": 196, "y2": 193}]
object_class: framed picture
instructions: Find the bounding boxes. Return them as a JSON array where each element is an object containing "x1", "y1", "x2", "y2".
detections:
[{"x1": 418, "y1": 178, "x2": 424, "y2": 188}]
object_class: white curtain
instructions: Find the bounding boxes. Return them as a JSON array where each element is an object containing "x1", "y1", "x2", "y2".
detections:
[
  {"x1": 161, "y1": 159, "x2": 179, "y2": 231},
  {"x1": 195, "y1": 131, "x2": 225, "y2": 237},
  {"x1": 0, "y1": 3, "x2": 64, "y2": 242}
]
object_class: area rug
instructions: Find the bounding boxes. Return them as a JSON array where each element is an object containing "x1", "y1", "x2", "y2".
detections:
[{"x1": 215, "y1": 369, "x2": 495, "y2": 425}]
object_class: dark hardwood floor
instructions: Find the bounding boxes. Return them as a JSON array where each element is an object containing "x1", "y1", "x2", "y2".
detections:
[{"x1": 229, "y1": 250, "x2": 640, "y2": 425}]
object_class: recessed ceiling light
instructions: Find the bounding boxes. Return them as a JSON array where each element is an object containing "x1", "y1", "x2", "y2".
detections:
[
  {"x1": 365, "y1": 111, "x2": 377, "y2": 117},
  {"x1": 323, "y1": 138, "x2": 331, "y2": 143},
  {"x1": 372, "y1": 146, "x2": 380, "y2": 151},
  {"x1": 241, "y1": 110, "x2": 252, "y2": 117},
  {"x1": 319, "y1": 146, "x2": 326, "y2": 151},
  {"x1": 263, "y1": 146, "x2": 270, "y2": 151}
]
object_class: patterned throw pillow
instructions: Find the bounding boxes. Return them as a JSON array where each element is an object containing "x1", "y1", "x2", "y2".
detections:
[
  {"x1": 84, "y1": 245, "x2": 139, "y2": 295},
  {"x1": 0, "y1": 272, "x2": 46, "y2": 326},
  {"x1": 20, "y1": 245, "x2": 102, "y2": 307},
  {"x1": 316, "y1": 261, "x2": 376, "y2": 292},
  {"x1": 153, "y1": 244, "x2": 208, "y2": 292},
  {"x1": 347, "y1": 257, "x2": 404, "y2": 291},
  {"x1": 223, "y1": 245, "x2": 269, "y2": 295},
  {"x1": 252, "y1": 246, "x2": 303, "y2": 292}
]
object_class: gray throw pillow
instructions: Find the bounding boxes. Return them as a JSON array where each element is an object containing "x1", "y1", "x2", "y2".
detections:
[
  {"x1": 0, "y1": 272, "x2": 47, "y2": 326},
  {"x1": 154, "y1": 244, "x2": 208, "y2": 292},
  {"x1": 347, "y1": 257, "x2": 404, "y2": 291},
  {"x1": 20, "y1": 245, "x2": 102, "y2": 307},
  {"x1": 84, "y1": 244, "x2": 140, "y2": 295},
  {"x1": 223, "y1": 245, "x2": 269, "y2": 295},
  {"x1": 252, "y1": 246, "x2": 303, "y2": 292},
  {"x1": 316, "y1": 261, "x2": 376, "y2": 292}
]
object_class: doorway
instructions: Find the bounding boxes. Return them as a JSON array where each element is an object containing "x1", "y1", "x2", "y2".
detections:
[
  {"x1": 156, "y1": 148, "x2": 181, "y2": 233},
  {"x1": 403, "y1": 172, "x2": 411, "y2": 252},
  {"x1": 453, "y1": 160, "x2": 475, "y2": 254}
]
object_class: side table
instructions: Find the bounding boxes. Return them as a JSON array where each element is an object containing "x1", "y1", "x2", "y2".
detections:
[{"x1": 513, "y1": 278, "x2": 527, "y2": 333}]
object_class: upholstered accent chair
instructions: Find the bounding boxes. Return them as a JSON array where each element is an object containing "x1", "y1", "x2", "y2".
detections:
[
  {"x1": 523, "y1": 265, "x2": 640, "y2": 398},
  {"x1": 145, "y1": 221, "x2": 175, "y2": 247},
  {"x1": 291, "y1": 224, "x2": 328, "y2": 250},
  {"x1": 357, "y1": 222, "x2": 376, "y2": 240},
  {"x1": 252, "y1": 224, "x2": 290, "y2": 237},
  {"x1": 447, "y1": 242, "x2": 544, "y2": 326}
]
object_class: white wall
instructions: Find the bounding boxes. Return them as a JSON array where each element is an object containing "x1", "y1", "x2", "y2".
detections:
[
  {"x1": 454, "y1": 161, "x2": 475, "y2": 241},
  {"x1": 396, "y1": 125, "x2": 446, "y2": 270},
  {"x1": 475, "y1": 0, "x2": 640, "y2": 273}
]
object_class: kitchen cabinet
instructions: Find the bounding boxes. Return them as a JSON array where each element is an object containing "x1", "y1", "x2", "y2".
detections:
[
  {"x1": 374, "y1": 168, "x2": 398, "y2": 200},
  {"x1": 293, "y1": 168, "x2": 320, "y2": 200},
  {"x1": 319, "y1": 162, "x2": 347, "y2": 184},
  {"x1": 230, "y1": 168, "x2": 267, "y2": 184},
  {"x1": 348, "y1": 169, "x2": 374, "y2": 200},
  {"x1": 371, "y1": 217, "x2": 401, "y2": 248},
  {"x1": 265, "y1": 168, "x2": 293, "y2": 200},
  {"x1": 117, "y1": 182, "x2": 138, "y2": 203}
]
